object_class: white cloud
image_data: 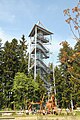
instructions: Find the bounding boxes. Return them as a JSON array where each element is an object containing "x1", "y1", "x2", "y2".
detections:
[
  {"x1": 66, "y1": 37, "x2": 77, "y2": 48},
  {"x1": 0, "y1": 27, "x2": 14, "y2": 44},
  {"x1": 46, "y1": 35, "x2": 77, "y2": 65}
]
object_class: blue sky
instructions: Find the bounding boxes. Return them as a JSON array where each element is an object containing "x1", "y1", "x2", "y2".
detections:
[{"x1": 0, "y1": 0, "x2": 78, "y2": 65}]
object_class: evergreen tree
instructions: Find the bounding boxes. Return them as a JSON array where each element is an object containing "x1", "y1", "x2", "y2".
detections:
[
  {"x1": 74, "y1": 40, "x2": 80, "y2": 79},
  {"x1": 1, "y1": 36, "x2": 29, "y2": 109},
  {"x1": 2, "y1": 39, "x2": 20, "y2": 108},
  {"x1": 54, "y1": 66, "x2": 64, "y2": 108},
  {"x1": 58, "y1": 41, "x2": 74, "y2": 108},
  {"x1": 19, "y1": 35, "x2": 28, "y2": 74},
  {"x1": 63, "y1": 1, "x2": 80, "y2": 108},
  {"x1": 67, "y1": 40, "x2": 80, "y2": 107},
  {"x1": 0, "y1": 39, "x2": 4, "y2": 109},
  {"x1": 36, "y1": 74, "x2": 47, "y2": 102}
]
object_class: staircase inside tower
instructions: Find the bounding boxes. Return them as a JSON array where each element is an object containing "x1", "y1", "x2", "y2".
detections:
[{"x1": 28, "y1": 22, "x2": 53, "y2": 91}]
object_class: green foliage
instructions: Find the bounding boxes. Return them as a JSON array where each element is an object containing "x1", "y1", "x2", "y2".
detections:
[
  {"x1": 0, "y1": 35, "x2": 29, "y2": 109},
  {"x1": 0, "y1": 31, "x2": 80, "y2": 110},
  {"x1": 19, "y1": 35, "x2": 28, "y2": 74},
  {"x1": 55, "y1": 40, "x2": 80, "y2": 108},
  {"x1": 35, "y1": 74, "x2": 47, "y2": 102},
  {"x1": 12, "y1": 72, "x2": 38, "y2": 109},
  {"x1": 0, "y1": 39, "x2": 4, "y2": 109}
]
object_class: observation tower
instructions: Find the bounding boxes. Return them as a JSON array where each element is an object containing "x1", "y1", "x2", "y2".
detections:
[{"x1": 28, "y1": 21, "x2": 53, "y2": 90}]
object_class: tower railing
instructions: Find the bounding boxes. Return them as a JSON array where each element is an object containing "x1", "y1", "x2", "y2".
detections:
[
  {"x1": 36, "y1": 59, "x2": 50, "y2": 73},
  {"x1": 31, "y1": 39, "x2": 49, "y2": 52},
  {"x1": 40, "y1": 75, "x2": 51, "y2": 87},
  {"x1": 37, "y1": 34, "x2": 49, "y2": 43},
  {"x1": 31, "y1": 45, "x2": 49, "y2": 58}
]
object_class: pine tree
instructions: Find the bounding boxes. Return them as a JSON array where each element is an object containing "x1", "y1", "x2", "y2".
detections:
[
  {"x1": 58, "y1": 41, "x2": 74, "y2": 108},
  {"x1": 68, "y1": 40, "x2": 80, "y2": 107},
  {"x1": 0, "y1": 39, "x2": 4, "y2": 109},
  {"x1": 19, "y1": 35, "x2": 28, "y2": 74},
  {"x1": 2, "y1": 39, "x2": 20, "y2": 108},
  {"x1": 54, "y1": 66, "x2": 64, "y2": 108}
]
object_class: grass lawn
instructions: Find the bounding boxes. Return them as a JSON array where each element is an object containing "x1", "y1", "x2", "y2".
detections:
[
  {"x1": 12, "y1": 115, "x2": 80, "y2": 120},
  {"x1": 0, "y1": 114, "x2": 80, "y2": 120},
  {"x1": 0, "y1": 110, "x2": 80, "y2": 120}
]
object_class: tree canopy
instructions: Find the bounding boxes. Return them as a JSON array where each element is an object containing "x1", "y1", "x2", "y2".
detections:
[{"x1": 12, "y1": 72, "x2": 38, "y2": 109}]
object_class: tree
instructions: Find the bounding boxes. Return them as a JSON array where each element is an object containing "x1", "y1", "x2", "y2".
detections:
[
  {"x1": 63, "y1": 1, "x2": 80, "y2": 108},
  {"x1": 36, "y1": 74, "x2": 47, "y2": 102},
  {"x1": 0, "y1": 39, "x2": 4, "y2": 109},
  {"x1": 74, "y1": 41, "x2": 80, "y2": 80},
  {"x1": 2, "y1": 39, "x2": 20, "y2": 108},
  {"x1": 54, "y1": 66, "x2": 64, "y2": 108},
  {"x1": 1, "y1": 36, "x2": 29, "y2": 109},
  {"x1": 57, "y1": 40, "x2": 80, "y2": 108},
  {"x1": 67, "y1": 40, "x2": 80, "y2": 79},
  {"x1": 58, "y1": 41, "x2": 74, "y2": 108},
  {"x1": 12, "y1": 72, "x2": 38, "y2": 110},
  {"x1": 64, "y1": 1, "x2": 80, "y2": 41},
  {"x1": 67, "y1": 40, "x2": 80, "y2": 107},
  {"x1": 19, "y1": 35, "x2": 28, "y2": 74}
]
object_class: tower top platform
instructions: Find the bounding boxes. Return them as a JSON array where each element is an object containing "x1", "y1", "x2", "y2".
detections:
[{"x1": 29, "y1": 22, "x2": 53, "y2": 37}]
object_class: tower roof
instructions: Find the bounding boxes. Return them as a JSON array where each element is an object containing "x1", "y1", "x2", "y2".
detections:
[{"x1": 29, "y1": 22, "x2": 53, "y2": 37}]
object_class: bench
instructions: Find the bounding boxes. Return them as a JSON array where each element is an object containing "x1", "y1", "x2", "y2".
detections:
[
  {"x1": 0, "y1": 117, "x2": 15, "y2": 119},
  {"x1": 16, "y1": 111, "x2": 24, "y2": 116},
  {"x1": 2, "y1": 113, "x2": 12, "y2": 116}
]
